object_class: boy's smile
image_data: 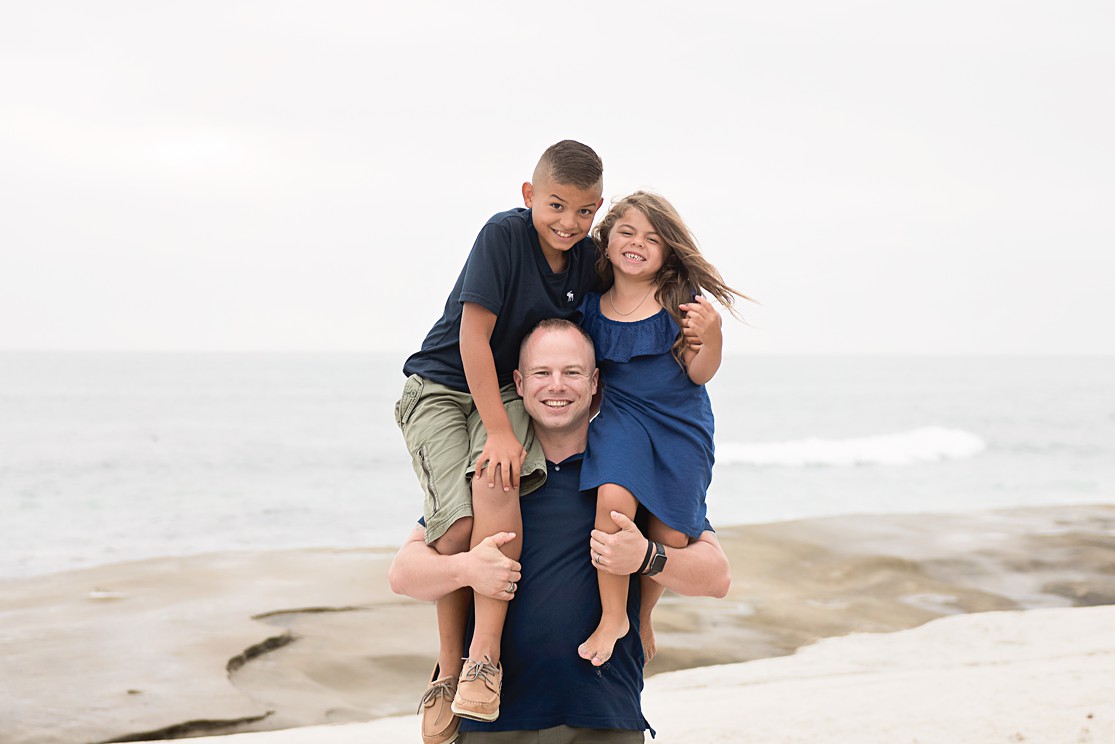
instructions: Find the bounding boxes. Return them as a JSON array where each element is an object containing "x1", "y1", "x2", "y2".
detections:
[{"x1": 522, "y1": 177, "x2": 603, "y2": 269}]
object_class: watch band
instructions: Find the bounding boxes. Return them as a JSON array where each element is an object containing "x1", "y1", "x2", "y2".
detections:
[
  {"x1": 636, "y1": 538, "x2": 655, "y2": 575},
  {"x1": 643, "y1": 541, "x2": 667, "y2": 577}
]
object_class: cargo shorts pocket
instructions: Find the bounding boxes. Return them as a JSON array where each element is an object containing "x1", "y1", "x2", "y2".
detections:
[{"x1": 394, "y1": 374, "x2": 424, "y2": 428}]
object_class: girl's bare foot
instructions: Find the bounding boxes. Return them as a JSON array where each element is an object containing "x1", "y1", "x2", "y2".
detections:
[{"x1": 577, "y1": 616, "x2": 630, "y2": 667}]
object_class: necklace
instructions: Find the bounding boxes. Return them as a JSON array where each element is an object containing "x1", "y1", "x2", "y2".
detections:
[{"x1": 607, "y1": 285, "x2": 656, "y2": 317}]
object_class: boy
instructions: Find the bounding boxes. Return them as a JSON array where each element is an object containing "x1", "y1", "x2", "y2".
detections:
[{"x1": 394, "y1": 140, "x2": 604, "y2": 741}]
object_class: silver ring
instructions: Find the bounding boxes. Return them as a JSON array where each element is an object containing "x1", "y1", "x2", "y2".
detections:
[
  {"x1": 507, "y1": 581, "x2": 516, "y2": 593},
  {"x1": 594, "y1": 552, "x2": 603, "y2": 565}
]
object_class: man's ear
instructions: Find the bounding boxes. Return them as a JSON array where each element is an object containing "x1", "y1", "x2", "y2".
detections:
[
  {"x1": 521, "y1": 182, "x2": 533, "y2": 208},
  {"x1": 590, "y1": 368, "x2": 599, "y2": 395},
  {"x1": 513, "y1": 369, "x2": 524, "y2": 396}
]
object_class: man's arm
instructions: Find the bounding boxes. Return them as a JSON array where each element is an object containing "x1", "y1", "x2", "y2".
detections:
[
  {"x1": 589, "y1": 511, "x2": 731, "y2": 598},
  {"x1": 387, "y1": 524, "x2": 522, "y2": 602}
]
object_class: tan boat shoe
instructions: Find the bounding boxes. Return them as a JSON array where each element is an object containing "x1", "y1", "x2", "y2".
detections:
[
  {"x1": 450, "y1": 655, "x2": 503, "y2": 722},
  {"x1": 418, "y1": 665, "x2": 460, "y2": 744}
]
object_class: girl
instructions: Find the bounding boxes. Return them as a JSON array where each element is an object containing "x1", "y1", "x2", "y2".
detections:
[{"x1": 577, "y1": 191, "x2": 745, "y2": 666}]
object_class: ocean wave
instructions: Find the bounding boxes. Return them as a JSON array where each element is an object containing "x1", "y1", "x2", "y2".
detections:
[{"x1": 717, "y1": 427, "x2": 986, "y2": 467}]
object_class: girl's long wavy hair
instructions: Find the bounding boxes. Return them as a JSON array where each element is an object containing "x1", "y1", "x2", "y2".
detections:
[{"x1": 592, "y1": 191, "x2": 750, "y2": 365}]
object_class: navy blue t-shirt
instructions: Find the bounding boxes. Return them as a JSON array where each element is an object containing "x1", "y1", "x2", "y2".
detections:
[
  {"x1": 451, "y1": 455, "x2": 648, "y2": 734},
  {"x1": 402, "y1": 208, "x2": 602, "y2": 392}
]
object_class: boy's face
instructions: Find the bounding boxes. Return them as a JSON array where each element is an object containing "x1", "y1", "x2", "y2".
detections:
[{"x1": 521, "y1": 177, "x2": 604, "y2": 263}]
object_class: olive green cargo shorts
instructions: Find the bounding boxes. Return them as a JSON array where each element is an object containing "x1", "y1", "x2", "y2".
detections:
[{"x1": 394, "y1": 374, "x2": 548, "y2": 545}]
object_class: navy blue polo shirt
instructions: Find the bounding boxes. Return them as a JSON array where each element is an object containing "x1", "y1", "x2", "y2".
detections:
[
  {"x1": 427, "y1": 454, "x2": 648, "y2": 734},
  {"x1": 402, "y1": 208, "x2": 602, "y2": 392}
]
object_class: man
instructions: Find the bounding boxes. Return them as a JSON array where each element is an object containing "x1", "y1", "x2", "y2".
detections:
[{"x1": 389, "y1": 318, "x2": 731, "y2": 744}]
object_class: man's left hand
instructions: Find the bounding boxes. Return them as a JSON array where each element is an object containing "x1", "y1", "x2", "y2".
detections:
[{"x1": 589, "y1": 511, "x2": 649, "y2": 575}]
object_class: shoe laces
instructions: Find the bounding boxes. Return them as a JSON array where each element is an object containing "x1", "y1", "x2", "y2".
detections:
[
  {"x1": 418, "y1": 676, "x2": 455, "y2": 714},
  {"x1": 460, "y1": 655, "x2": 500, "y2": 691}
]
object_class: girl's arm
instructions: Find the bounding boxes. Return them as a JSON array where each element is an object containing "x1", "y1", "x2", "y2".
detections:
[
  {"x1": 679, "y1": 296, "x2": 723, "y2": 385},
  {"x1": 388, "y1": 524, "x2": 522, "y2": 602}
]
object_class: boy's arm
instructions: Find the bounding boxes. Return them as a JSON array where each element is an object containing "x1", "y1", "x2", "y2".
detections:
[
  {"x1": 460, "y1": 301, "x2": 525, "y2": 491},
  {"x1": 680, "y1": 296, "x2": 723, "y2": 385},
  {"x1": 589, "y1": 512, "x2": 731, "y2": 598},
  {"x1": 387, "y1": 524, "x2": 522, "y2": 602}
]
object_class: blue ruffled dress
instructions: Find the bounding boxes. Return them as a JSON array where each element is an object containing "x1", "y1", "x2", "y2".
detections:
[{"x1": 579, "y1": 293, "x2": 714, "y2": 538}]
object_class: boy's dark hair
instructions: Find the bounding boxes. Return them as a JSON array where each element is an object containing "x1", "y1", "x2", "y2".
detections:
[{"x1": 534, "y1": 140, "x2": 603, "y2": 189}]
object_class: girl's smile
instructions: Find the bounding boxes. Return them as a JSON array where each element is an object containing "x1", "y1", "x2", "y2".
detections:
[{"x1": 608, "y1": 208, "x2": 665, "y2": 277}]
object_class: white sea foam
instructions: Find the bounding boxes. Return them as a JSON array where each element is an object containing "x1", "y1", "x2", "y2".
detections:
[
  {"x1": 717, "y1": 427, "x2": 987, "y2": 467},
  {"x1": 3, "y1": 354, "x2": 1112, "y2": 578}
]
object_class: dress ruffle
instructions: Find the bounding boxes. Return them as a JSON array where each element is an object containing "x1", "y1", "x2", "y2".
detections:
[{"x1": 582, "y1": 294, "x2": 679, "y2": 363}]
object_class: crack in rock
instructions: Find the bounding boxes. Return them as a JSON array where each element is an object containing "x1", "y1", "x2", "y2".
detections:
[
  {"x1": 227, "y1": 631, "x2": 296, "y2": 674},
  {"x1": 96, "y1": 712, "x2": 273, "y2": 742}
]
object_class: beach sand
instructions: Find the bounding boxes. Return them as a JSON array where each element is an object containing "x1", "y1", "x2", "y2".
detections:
[{"x1": 2, "y1": 504, "x2": 1113, "y2": 744}]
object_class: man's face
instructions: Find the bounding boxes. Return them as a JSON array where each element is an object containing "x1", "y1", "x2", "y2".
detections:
[
  {"x1": 514, "y1": 327, "x2": 598, "y2": 436},
  {"x1": 521, "y1": 176, "x2": 603, "y2": 265}
]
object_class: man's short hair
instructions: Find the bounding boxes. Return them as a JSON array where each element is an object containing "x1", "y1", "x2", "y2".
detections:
[
  {"x1": 519, "y1": 318, "x2": 595, "y2": 365},
  {"x1": 534, "y1": 140, "x2": 603, "y2": 190}
]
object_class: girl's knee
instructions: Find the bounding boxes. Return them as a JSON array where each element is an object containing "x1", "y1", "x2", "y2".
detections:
[
  {"x1": 432, "y1": 517, "x2": 473, "y2": 555},
  {"x1": 648, "y1": 517, "x2": 688, "y2": 549},
  {"x1": 597, "y1": 484, "x2": 637, "y2": 517}
]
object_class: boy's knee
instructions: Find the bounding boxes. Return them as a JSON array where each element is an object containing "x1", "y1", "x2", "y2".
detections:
[
  {"x1": 471, "y1": 471, "x2": 515, "y2": 511},
  {"x1": 432, "y1": 517, "x2": 473, "y2": 555}
]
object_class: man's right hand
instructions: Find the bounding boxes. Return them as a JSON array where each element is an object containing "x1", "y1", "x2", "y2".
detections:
[{"x1": 465, "y1": 532, "x2": 522, "y2": 600}]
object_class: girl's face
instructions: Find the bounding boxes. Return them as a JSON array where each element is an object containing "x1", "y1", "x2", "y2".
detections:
[{"x1": 607, "y1": 208, "x2": 667, "y2": 280}]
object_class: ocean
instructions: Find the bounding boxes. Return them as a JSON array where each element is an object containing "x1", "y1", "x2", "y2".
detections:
[{"x1": 1, "y1": 353, "x2": 1112, "y2": 579}]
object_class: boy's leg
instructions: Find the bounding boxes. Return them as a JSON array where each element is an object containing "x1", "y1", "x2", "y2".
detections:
[
  {"x1": 431, "y1": 516, "x2": 473, "y2": 678},
  {"x1": 396, "y1": 376, "x2": 477, "y2": 741},
  {"x1": 578, "y1": 483, "x2": 638, "y2": 667},
  {"x1": 452, "y1": 385, "x2": 544, "y2": 722},
  {"x1": 637, "y1": 517, "x2": 688, "y2": 665},
  {"x1": 466, "y1": 470, "x2": 521, "y2": 666}
]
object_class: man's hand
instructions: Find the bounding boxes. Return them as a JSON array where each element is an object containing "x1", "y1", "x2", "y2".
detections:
[
  {"x1": 589, "y1": 511, "x2": 650, "y2": 575},
  {"x1": 465, "y1": 532, "x2": 522, "y2": 600},
  {"x1": 475, "y1": 428, "x2": 527, "y2": 492},
  {"x1": 679, "y1": 296, "x2": 723, "y2": 352}
]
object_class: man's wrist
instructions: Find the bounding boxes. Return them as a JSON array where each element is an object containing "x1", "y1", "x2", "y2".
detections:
[
  {"x1": 636, "y1": 538, "x2": 655, "y2": 575},
  {"x1": 642, "y1": 541, "x2": 668, "y2": 577}
]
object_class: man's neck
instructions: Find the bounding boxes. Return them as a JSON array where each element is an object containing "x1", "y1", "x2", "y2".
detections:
[{"x1": 536, "y1": 427, "x2": 588, "y2": 464}]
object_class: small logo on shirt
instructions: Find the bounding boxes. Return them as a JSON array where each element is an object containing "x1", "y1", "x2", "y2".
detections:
[{"x1": 566, "y1": 291, "x2": 575, "y2": 303}]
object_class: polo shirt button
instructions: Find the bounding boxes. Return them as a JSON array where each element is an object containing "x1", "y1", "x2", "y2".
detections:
[{"x1": 554, "y1": 465, "x2": 560, "y2": 471}]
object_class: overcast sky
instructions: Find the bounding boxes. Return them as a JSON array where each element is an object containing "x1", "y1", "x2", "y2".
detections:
[{"x1": 2, "y1": 1, "x2": 1112, "y2": 355}]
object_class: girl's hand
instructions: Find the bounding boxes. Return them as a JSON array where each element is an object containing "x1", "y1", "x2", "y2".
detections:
[
  {"x1": 475, "y1": 429, "x2": 527, "y2": 492},
  {"x1": 679, "y1": 296, "x2": 723, "y2": 351}
]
